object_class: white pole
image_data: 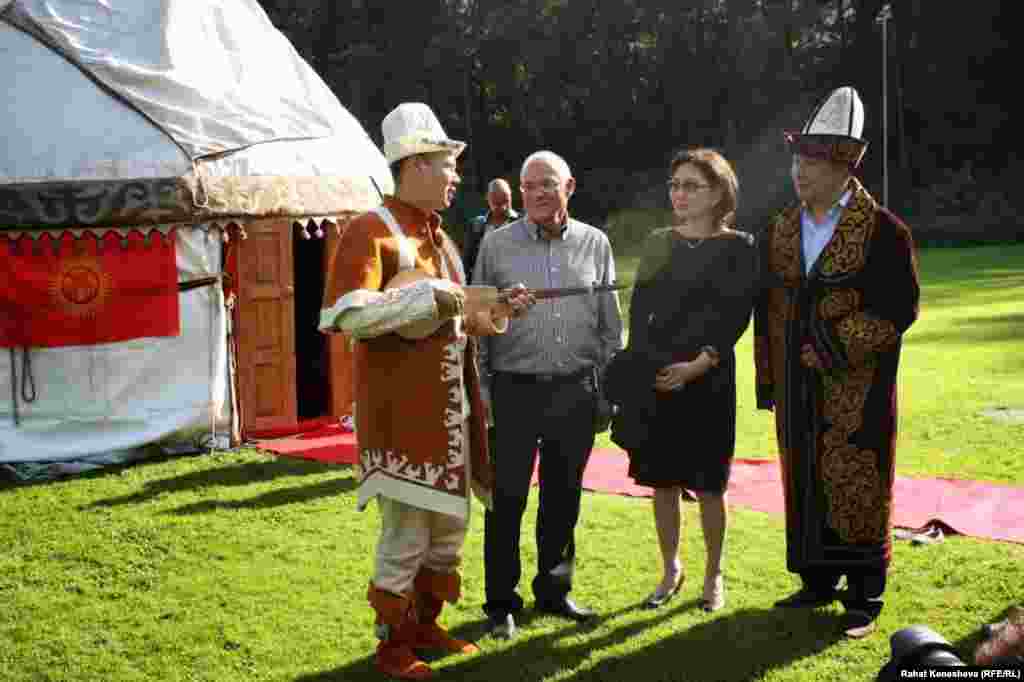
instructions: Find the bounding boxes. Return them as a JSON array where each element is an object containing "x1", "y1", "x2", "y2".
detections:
[{"x1": 881, "y1": 10, "x2": 889, "y2": 207}]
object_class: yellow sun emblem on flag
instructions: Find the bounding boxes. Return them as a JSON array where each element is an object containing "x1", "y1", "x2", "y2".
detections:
[{"x1": 48, "y1": 254, "x2": 113, "y2": 318}]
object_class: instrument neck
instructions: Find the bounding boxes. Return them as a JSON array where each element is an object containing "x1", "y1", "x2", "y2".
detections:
[{"x1": 498, "y1": 284, "x2": 621, "y2": 302}]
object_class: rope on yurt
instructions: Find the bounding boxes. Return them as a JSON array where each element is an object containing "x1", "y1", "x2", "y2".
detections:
[
  {"x1": 7, "y1": 347, "x2": 36, "y2": 427},
  {"x1": 8, "y1": 348, "x2": 17, "y2": 427}
]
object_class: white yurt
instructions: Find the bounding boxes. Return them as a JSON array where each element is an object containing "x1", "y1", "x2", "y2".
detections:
[{"x1": 0, "y1": 0, "x2": 392, "y2": 476}]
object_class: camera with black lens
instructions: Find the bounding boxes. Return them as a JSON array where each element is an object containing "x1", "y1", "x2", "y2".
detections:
[
  {"x1": 878, "y1": 624, "x2": 1024, "y2": 681},
  {"x1": 877, "y1": 625, "x2": 966, "y2": 681}
]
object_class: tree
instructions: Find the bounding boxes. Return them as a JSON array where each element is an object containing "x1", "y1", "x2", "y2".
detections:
[{"x1": 255, "y1": 0, "x2": 1016, "y2": 235}]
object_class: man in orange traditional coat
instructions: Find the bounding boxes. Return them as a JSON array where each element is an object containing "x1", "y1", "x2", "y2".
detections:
[
  {"x1": 755, "y1": 86, "x2": 920, "y2": 639},
  {"x1": 319, "y1": 102, "x2": 532, "y2": 679}
]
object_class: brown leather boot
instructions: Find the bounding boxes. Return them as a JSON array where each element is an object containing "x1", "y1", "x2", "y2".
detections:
[
  {"x1": 412, "y1": 568, "x2": 479, "y2": 655},
  {"x1": 367, "y1": 583, "x2": 434, "y2": 679}
]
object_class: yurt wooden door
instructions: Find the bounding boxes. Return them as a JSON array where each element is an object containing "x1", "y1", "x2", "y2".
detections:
[{"x1": 235, "y1": 220, "x2": 298, "y2": 433}]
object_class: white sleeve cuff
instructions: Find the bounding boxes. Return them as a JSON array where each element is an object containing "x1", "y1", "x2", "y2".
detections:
[{"x1": 318, "y1": 279, "x2": 439, "y2": 339}]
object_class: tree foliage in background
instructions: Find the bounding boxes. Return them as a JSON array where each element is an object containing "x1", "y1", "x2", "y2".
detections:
[{"x1": 258, "y1": 0, "x2": 1017, "y2": 247}]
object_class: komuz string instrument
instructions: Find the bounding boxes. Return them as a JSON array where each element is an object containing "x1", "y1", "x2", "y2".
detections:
[{"x1": 385, "y1": 269, "x2": 628, "y2": 339}]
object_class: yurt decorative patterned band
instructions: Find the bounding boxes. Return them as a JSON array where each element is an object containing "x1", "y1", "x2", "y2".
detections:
[
  {"x1": 0, "y1": 229, "x2": 180, "y2": 348},
  {"x1": 0, "y1": 178, "x2": 185, "y2": 230}
]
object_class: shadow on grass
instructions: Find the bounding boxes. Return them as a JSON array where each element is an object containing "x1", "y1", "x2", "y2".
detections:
[
  {"x1": 164, "y1": 475, "x2": 359, "y2": 515},
  {"x1": 295, "y1": 602, "x2": 844, "y2": 682},
  {"x1": 82, "y1": 456, "x2": 350, "y2": 510},
  {"x1": 905, "y1": 312, "x2": 1024, "y2": 347},
  {"x1": 0, "y1": 447, "x2": 196, "y2": 493}
]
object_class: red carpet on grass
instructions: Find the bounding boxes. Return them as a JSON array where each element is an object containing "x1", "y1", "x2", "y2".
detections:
[
  {"x1": 254, "y1": 435, "x2": 1024, "y2": 544},
  {"x1": 254, "y1": 425, "x2": 358, "y2": 465},
  {"x1": 247, "y1": 416, "x2": 340, "y2": 441},
  {"x1": 580, "y1": 448, "x2": 1024, "y2": 545}
]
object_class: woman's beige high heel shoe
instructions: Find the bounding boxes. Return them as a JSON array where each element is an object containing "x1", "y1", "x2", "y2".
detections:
[
  {"x1": 643, "y1": 572, "x2": 684, "y2": 609},
  {"x1": 700, "y1": 573, "x2": 725, "y2": 612}
]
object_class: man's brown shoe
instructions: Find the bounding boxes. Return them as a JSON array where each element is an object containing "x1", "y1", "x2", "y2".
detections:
[
  {"x1": 376, "y1": 641, "x2": 434, "y2": 680},
  {"x1": 413, "y1": 623, "x2": 479, "y2": 655}
]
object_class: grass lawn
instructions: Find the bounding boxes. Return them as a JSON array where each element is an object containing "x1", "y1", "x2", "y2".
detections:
[{"x1": 2, "y1": 245, "x2": 1022, "y2": 681}]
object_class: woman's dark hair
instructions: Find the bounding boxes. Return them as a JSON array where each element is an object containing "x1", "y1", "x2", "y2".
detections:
[{"x1": 669, "y1": 148, "x2": 739, "y2": 227}]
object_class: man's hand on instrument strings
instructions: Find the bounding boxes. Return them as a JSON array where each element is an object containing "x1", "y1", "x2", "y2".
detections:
[
  {"x1": 434, "y1": 285, "x2": 466, "y2": 320},
  {"x1": 492, "y1": 284, "x2": 535, "y2": 320}
]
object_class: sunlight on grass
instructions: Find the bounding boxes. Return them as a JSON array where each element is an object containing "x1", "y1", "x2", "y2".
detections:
[
  {"x1": 2, "y1": 459, "x2": 1021, "y2": 681},
  {"x1": 0, "y1": 245, "x2": 1021, "y2": 681}
]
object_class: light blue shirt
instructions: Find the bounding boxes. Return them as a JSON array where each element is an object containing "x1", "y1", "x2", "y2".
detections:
[{"x1": 801, "y1": 190, "x2": 852, "y2": 275}]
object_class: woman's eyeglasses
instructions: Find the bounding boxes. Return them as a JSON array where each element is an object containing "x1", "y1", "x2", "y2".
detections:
[{"x1": 667, "y1": 180, "x2": 711, "y2": 194}]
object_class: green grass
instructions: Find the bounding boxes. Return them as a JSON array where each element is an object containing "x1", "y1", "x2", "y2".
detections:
[{"x1": 2, "y1": 245, "x2": 1022, "y2": 681}]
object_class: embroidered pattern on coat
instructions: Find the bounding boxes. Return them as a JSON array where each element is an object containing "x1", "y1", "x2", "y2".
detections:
[
  {"x1": 354, "y1": 323, "x2": 468, "y2": 493},
  {"x1": 818, "y1": 184, "x2": 877, "y2": 279},
  {"x1": 440, "y1": 336, "x2": 467, "y2": 491},
  {"x1": 760, "y1": 290, "x2": 796, "y2": 410},
  {"x1": 770, "y1": 207, "x2": 803, "y2": 285},
  {"x1": 360, "y1": 448, "x2": 454, "y2": 488},
  {"x1": 818, "y1": 289, "x2": 861, "y2": 321},
  {"x1": 819, "y1": 364, "x2": 889, "y2": 543},
  {"x1": 356, "y1": 334, "x2": 469, "y2": 497},
  {"x1": 836, "y1": 313, "x2": 899, "y2": 366}
]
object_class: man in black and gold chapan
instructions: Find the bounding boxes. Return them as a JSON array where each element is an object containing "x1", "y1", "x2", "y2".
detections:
[{"x1": 754, "y1": 86, "x2": 921, "y2": 639}]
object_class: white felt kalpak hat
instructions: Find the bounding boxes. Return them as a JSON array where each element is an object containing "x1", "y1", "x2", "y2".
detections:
[
  {"x1": 381, "y1": 102, "x2": 466, "y2": 164},
  {"x1": 785, "y1": 86, "x2": 868, "y2": 168}
]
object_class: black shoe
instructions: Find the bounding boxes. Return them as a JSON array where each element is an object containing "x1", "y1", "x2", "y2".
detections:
[
  {"x1": 840, "y1": 609, "x2": 878, "y2": 639},
  {"x1": 774, "y1": 588, "x2": 837, "y2": 609},
  {"x1": 485, "y1": 613, "x2": 517, "y2": 640},
  {"x1": 536, "y1": 597, "x2": 595, "y2": 622}
]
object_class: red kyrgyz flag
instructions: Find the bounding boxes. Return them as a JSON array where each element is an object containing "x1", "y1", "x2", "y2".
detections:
[{"x1": 0, "y1": 230, "x2": 180, "y2": 348}]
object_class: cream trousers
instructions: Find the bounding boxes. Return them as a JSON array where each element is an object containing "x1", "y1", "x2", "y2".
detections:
[
  {"x1": 373, "y1": 420, "x2": 471, "y2": 595},
  {"x1": 373, "y1": 497, "x2": 469, "y2": 595}
]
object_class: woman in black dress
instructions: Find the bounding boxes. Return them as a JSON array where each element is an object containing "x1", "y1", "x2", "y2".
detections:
[{"x1": 620, "y1": 149, "x2": 758, "y2": 612}]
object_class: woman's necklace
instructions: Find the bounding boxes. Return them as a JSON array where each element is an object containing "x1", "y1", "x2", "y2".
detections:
[{"x1": 674, "y1": 224, "x2": 719, "y2": 249}]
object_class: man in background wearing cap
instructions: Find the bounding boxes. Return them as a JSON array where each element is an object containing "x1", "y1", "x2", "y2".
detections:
[
  {"x1": 320, "y1": 102, "x2": 532, "y2": 679},
  {"x1": 754, "y1": 86, "x2": 920, "y2": 639}
]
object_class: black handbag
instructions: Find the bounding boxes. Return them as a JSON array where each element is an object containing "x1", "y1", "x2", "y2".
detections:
[
  {"x1": 609, "y1": 403, "x2": 652, "y2": 452},
  {"x1": 591, "y1": 364, "x2": 614, "y2": 433},
  {"x1": 603, "y1": 349, "x2": 657, "y2": 451},
  {"x1": 601, "y1": 349, "x2": 633, "y2": 408}
]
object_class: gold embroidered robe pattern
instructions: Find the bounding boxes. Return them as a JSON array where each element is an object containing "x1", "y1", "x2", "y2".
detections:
[{"x1": 754, "y1": 179, "x2": 920, "y2": 571}]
